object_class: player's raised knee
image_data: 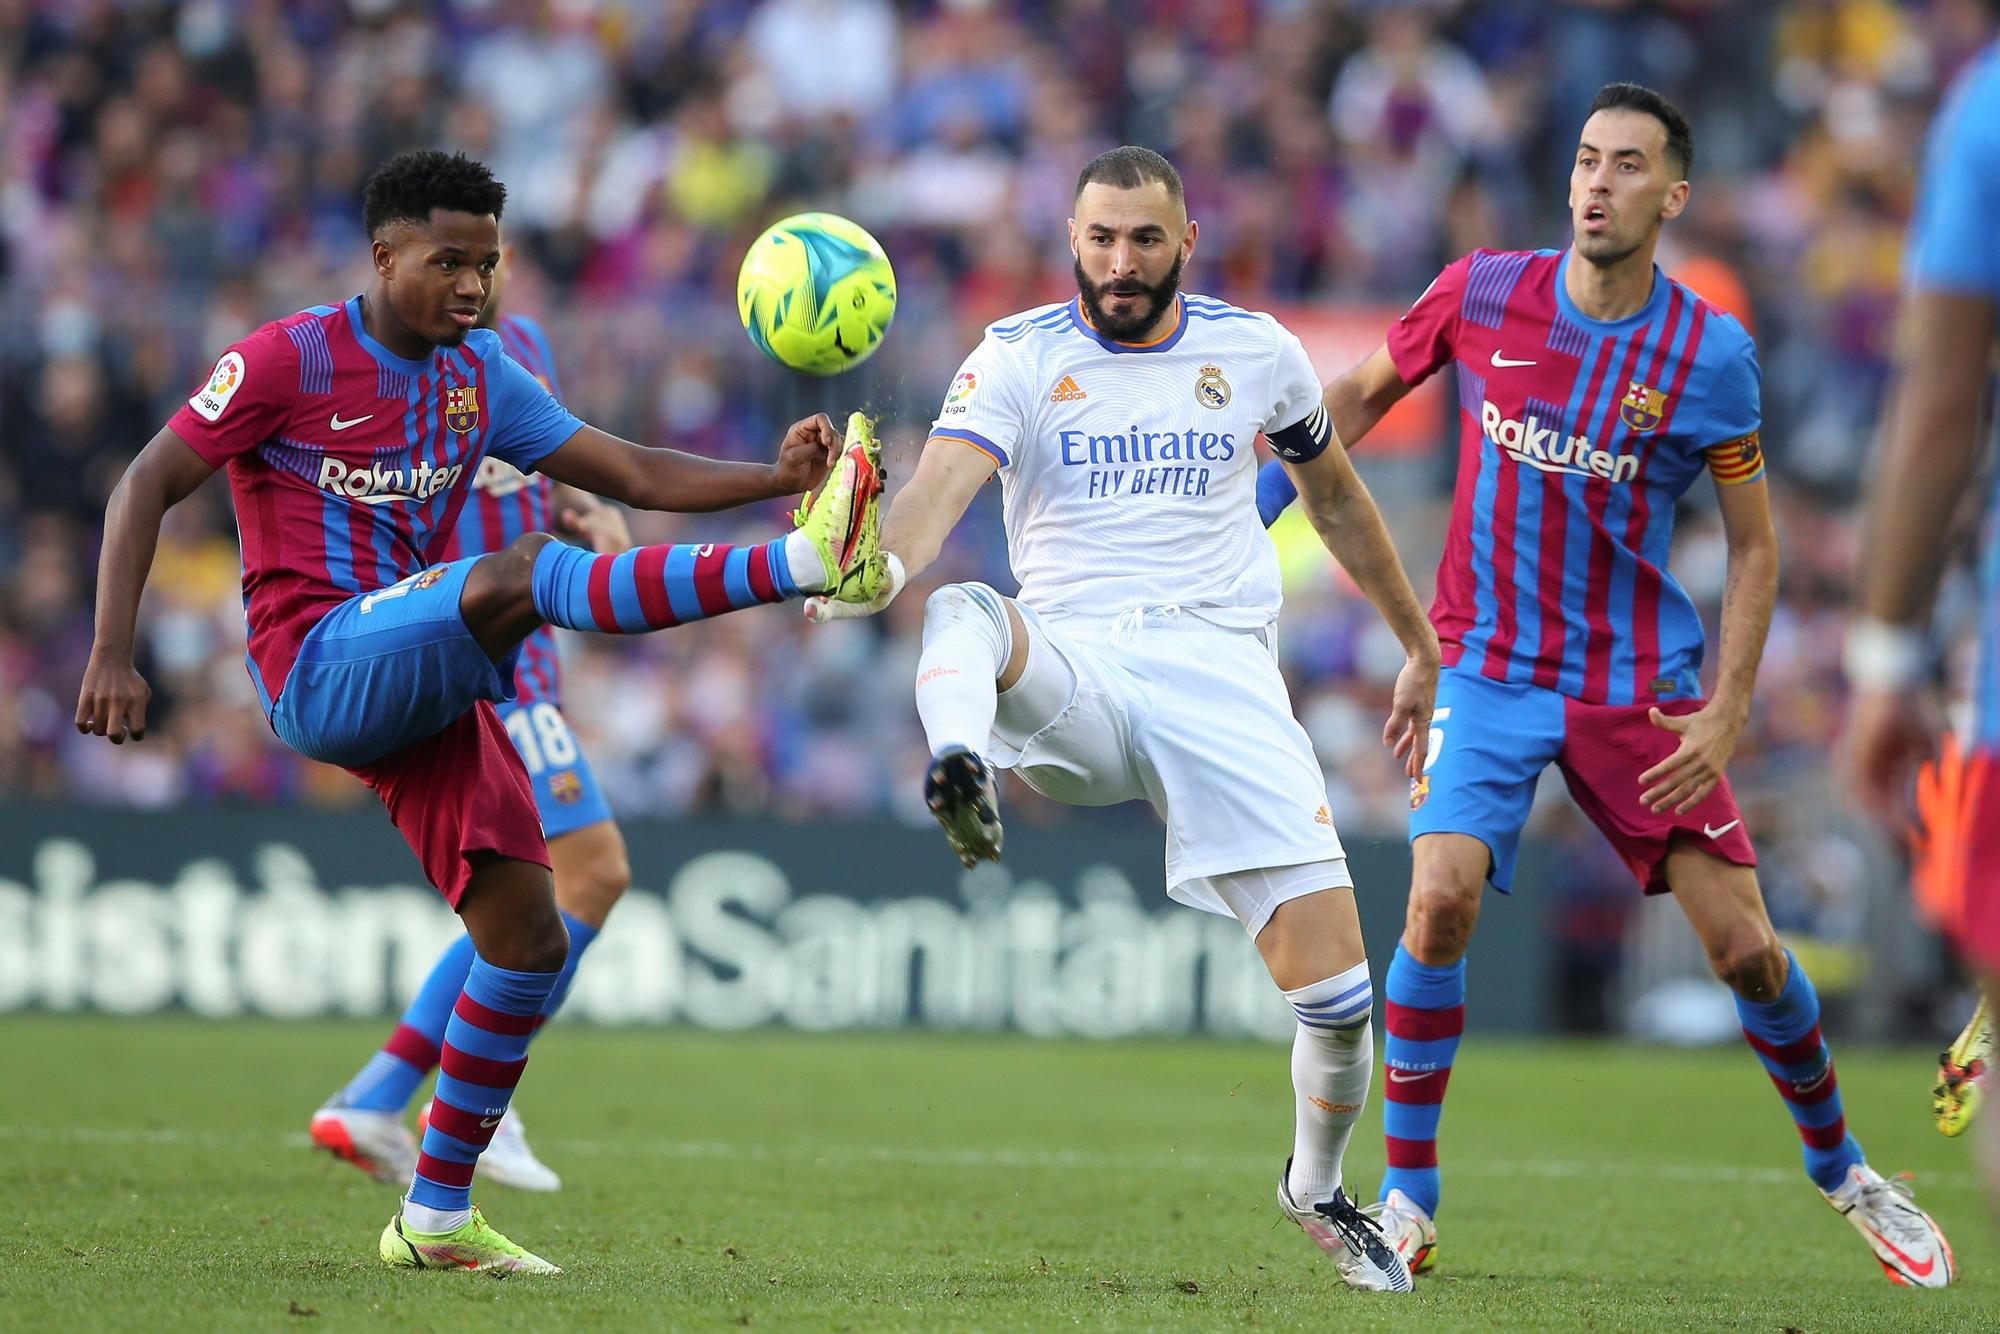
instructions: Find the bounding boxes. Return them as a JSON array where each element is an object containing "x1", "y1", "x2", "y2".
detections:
[{"x1": 924, "y1": 582, "x2": 1005, "y2": 627}]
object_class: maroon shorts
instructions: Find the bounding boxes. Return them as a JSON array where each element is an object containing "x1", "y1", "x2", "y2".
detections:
[
  {"x1": 1559, "y1": 695, "x2": 1758, "y2": 895},
  {"x1": 349, "y1": 701, "x2": 550, "y2": 907},
  {"x1": 1914, "y1": 739, "x2": 2000, "y2": 973}
]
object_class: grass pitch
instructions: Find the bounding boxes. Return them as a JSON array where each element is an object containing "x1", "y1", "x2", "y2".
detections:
[{"x1": 2, "y1": 1016, "x2": 1992, "y2": 1330}]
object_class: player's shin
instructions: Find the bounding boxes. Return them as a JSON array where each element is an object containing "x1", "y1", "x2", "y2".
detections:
[
  {"x1": 915, "y1": 584, "x2": 1011, "y2": 756},
  {"x1": 1736, "y1": 950, "x2": 1864, "y2": 1190},
  {"x1": 1379, "y1": 943, "x2": 1465, "y2": 1216},
  {"x1": 1285, "y1": 961, "x2": 1375, "y2": 1204},
  {"x1": 529, "y1": 538, "x2": 806, "y2": 635},
  {"x1": 403, "y1": 955, "x2": 561, "y2": 1233}
]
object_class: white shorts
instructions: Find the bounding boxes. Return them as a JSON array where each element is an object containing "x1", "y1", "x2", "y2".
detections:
[{"x1": 989, "y1": 604, "x2": 1347, "y2": 921}]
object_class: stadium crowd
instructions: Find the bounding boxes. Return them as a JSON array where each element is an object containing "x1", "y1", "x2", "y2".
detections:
[{"x1": 0, "y1": 0, "x2": 1992, "y2": 979}]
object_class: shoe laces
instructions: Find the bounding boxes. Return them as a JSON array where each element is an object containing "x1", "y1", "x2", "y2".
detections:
[
  {"x1": 1313, "y1": 1191, "x2": 1393, "y2": 1261},
  {"x1": 1853, "y1": 1171, "x2": 1929, "y2": 1245}
]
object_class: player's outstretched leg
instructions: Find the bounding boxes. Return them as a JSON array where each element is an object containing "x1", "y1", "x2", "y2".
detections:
[
  {"x1": 1672, "y1": 849, "x2": 1954, "y2": 1287},
  {"x1": 1239, "y1": 882, "x2": 1412, "y2": 1293},
  {"x1": 380, "y1": 857, "x2": 566, "y2": 1275},
  {"x1": 451, "y1": 412, "x2": 883, "y2": 658},
  {"x1": 1935, "y1": 993, "x2": 1990, "y2": 1137}
]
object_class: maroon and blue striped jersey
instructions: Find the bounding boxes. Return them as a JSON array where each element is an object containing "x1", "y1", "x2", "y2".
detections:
[
  {"x1": 438, "y1": 313, "x2": 565, "y2": 705},
  {"x1": 169, "y1": 296, "x2": 583, "y2": 715},
  {"x1": 1388, "y1": 248, "x2": 1765, "y2": 706}
]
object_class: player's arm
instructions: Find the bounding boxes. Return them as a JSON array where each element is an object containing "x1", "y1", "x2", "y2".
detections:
[
  {"x1": 1256, "y1": 347, "x2": 1418, "y2": 525},
  {"x1": 1638, "y1": 471, "x2": 1778, "y2": 813},
  {"x1": 534, "y1": 419, "x2": 840, "y2": 514},
  {"x1": 76, "y1": 428, "x2": 219, "y2": 743},
  {"x1": 1839, "y1": 291, "x2": 1996, "y2": 812},
  {"x1": 550, "y1": 483, "x2": 632, "y2": 554},
  {"x1": 1282, "y1": 431, "x2": 1440, "y2": 776}
]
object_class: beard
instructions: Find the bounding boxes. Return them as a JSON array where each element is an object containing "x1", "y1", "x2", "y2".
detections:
[{"x1": 1074, "y1": 249, "x2": 1185, "y2": 341}]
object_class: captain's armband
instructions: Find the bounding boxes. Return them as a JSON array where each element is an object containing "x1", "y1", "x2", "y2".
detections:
[{"x1": 1266, "y1": 405, "x2": 1332, "y2": 463}]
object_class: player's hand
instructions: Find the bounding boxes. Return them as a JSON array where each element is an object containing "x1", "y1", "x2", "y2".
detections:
[
  {"x1": 76, "y1": 648, "x2": 151, "y2": 745},
  {"x1": 1835, "y1": 686, "x2": 1941, "y2": 825},
  {"x1": 1384, "y1": 650, "x2": 1437, "y2": 779},
  {"x1": 804, "y1": 552, "x2": 907, "y2": 624},
  {"x1": 1639, "y1": 701, "x2": 1744, "y2": 814},
  {"x1": 558, "y1": 497, "x2": 632, "y2": 554},
  {"x1": 772, "y1": 413, "x2": 841, "y2": 497}
]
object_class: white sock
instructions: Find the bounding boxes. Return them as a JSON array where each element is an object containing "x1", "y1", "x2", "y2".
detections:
[
  {"x1": 401, "y1": 1196, "x2": 472, "y2": 1234},
  {"x1": 783, "y1": 530, "x2": 829, "y2": 592},
  {"x1": 1284, "y1": 959, "x2": 1374, "y2": 1204},
  {"x1": 916, "y1": 584, "x2": 1010, "y2": 756}
]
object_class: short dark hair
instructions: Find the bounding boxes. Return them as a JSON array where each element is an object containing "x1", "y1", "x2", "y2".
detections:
[
  {"x1": 362, "y1": 150, "x2": 507, "y2": 237},
  {"x1": 1074, "y1": 145, "x2": 1184, "y2": 209},
  {"x1": 1587, "y1": 82, "x2": 1693, "y2": 179}
]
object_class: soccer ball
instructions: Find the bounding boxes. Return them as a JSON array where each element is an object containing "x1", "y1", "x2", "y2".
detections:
[{"x1": 737, "y1": 212, "x2": 897, "y2": 375}]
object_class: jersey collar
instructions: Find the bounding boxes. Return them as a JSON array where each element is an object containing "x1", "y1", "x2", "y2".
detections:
[
  {"x1": 1067, "y1": 294, "x2": 1188, "y2": 354},
  {"x1": 1553, "y1": 249, "x2": 1671, "y2": 336},
  {"x1": 345, "y1": 295, "x2": 436, "y2": 376}
]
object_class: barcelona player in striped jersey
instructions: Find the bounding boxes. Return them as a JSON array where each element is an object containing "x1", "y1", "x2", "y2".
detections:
[
  {"x1": 1262, "y1": 83, "x2": 1953, "y2": 1285},
  {"x1": 1841, "y1": 28, "x2": 2000, "y2": 1177},
  {"x1": 310, "y1": 250, "x2": 637, "y2": 1195},
  {"x1": 75, "y1": 151, "x2": 886, "y2": 1273}
]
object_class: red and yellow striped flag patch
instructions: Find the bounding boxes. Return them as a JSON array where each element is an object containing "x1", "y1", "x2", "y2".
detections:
[{"x1": 1704, "y1": 431, "x2": 1764, "y2": 485}]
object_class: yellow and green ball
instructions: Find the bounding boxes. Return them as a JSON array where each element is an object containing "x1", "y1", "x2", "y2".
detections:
[{"x1": 737, "y1": 212, "x2": 897, "y2": 375}]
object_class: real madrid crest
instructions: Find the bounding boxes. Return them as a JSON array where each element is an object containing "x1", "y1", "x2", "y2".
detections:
[
  {"x1": 444, "y1": 384, "x2": 481, "y2": 434},
  {"x1": 1195, "y1": 363, "x2": 1231, "y2": 410}
]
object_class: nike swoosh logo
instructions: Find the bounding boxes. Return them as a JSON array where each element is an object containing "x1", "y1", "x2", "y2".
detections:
[
  {"x1": 1703, "y1": 820, "x2": 1741, "y2": 839},
  {"x1": 330, "y1": 412, "x2": 374, "y2": 431},
  {"x1": 480, "y1": 1115, "x2": 503, "y2": 1128},
  {"x1": 1387, "y1": 1069, "x2": 1434, "y2": 1083},
  {"x1": 1870, "y1": 1230, "x2": 1936, "y2": 1279},
  {"x1": 1490, "y1": 351, "x2": 1537, "y2": 368}
]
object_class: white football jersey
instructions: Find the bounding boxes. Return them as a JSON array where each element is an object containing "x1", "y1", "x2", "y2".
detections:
[{"x1": 928, "y1": 293, "x2": 1323, "y2": 627}]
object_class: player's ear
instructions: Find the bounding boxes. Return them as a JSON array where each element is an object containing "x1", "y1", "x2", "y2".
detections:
[
  {"x1": 1067, "y1": 217, "x2": 1078, "y2": 258},
  {"x1": 371, "y1": 237, "x2": 396, "y2": 281},
  {"x1": 1182, "y1": 217, "x2": 1198, "y2": 260},
  {"x1": 1661, "y1": 180, "x2": 1690, "y2": 223}
]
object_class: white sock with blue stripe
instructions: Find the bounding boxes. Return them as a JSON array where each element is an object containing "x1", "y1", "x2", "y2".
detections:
[{"x1": 1285, "y1": 959, "x2": 1374, "y2": 1205}]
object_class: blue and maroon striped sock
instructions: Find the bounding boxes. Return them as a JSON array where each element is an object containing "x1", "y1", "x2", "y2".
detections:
[
  {"x1": 1378, "y1": 942, "x2": 1465, "y2": 1217},
  {"x1": 404, "y1": 955, "x2": 561, "y2": 1230},
  {"x1": 1736, "y1": 951, "x2": 1864, "y2": 1192},
  {"x1": 530, "y1": 538, "x2": 800, "y2": 635}
]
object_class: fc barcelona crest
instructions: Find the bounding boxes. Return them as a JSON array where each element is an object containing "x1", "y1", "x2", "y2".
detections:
[
  {"x1": 1619, "y1": 380, "x2": 1667, "y2": 432},
  {"x1": 444, "y1": 385, "x2": 480, "y2": 433}
]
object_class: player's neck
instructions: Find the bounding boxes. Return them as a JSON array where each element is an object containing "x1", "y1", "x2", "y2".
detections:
[
  {"x1": 1563, "y1": 246, "x2": 1658, "y2": 323},
  {"x1": 359, "y1": 288, "x2": 435, "y2": 362}
]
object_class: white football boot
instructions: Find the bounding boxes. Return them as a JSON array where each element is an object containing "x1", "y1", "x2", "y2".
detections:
[
  {"x1": 1277, "y1": 1160, "x2": 1415, "y2": 1293},
  {"x1": 1364, "y1": 1187, "x2": 1438, "y2": 1273},
  {"x1": 416, "y1": 1105, "x2": 562, "y2": 1192},
  {"x1": 309, "y1": 1104, "x2": 417, "y2": 1185},
  {"x1": 1822, "y1": 1163, "x2": 1955, "y2": 1287}
]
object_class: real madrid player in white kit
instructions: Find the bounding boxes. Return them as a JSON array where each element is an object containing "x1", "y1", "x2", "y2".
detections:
[{"x1": 808, "y1": 147, "x2": 1439, "y2": 1293}]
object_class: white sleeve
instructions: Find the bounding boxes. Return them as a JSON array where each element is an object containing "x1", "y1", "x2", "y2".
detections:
[
  {"x1": 1265, "y1": 323, "x2": 1323, "y2": 433},
  {"x1": 927, "y1": 334, "x2": 1028, "y2": 471}
]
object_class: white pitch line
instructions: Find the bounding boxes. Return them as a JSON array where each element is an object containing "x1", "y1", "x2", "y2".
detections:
[{"x1": 0, "y1": 1124, "x2": 1977, "y2": 1191}]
